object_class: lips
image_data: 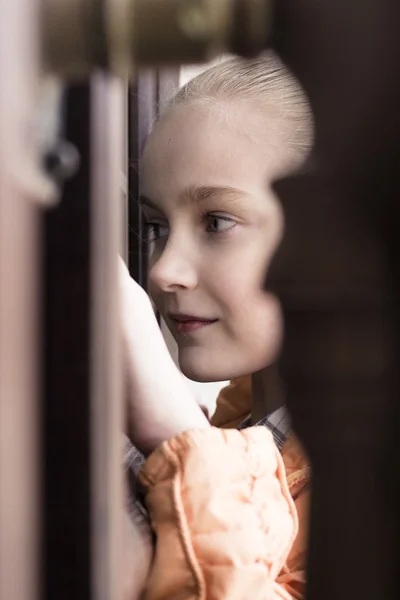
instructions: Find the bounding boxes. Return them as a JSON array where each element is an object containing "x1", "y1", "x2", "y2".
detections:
[{"x1": 168, "y1": 313, "x2": 218, "y2": 334}]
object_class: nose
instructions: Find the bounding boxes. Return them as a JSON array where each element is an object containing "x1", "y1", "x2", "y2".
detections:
[{"x1": 149, "y1": 239, "x2": 198, "y2": 293}]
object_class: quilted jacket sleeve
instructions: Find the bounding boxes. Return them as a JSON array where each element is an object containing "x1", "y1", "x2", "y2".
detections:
[{"x1": 138, "y1": 427, "x2": 299, "y2": 600}]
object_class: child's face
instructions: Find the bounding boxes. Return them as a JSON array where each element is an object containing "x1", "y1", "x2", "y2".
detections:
[{"x1": 141, "y1": 102, "x2": 291, "y2": 382}]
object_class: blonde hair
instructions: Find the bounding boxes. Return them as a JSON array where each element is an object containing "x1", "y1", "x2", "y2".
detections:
[{"x1": 163, "y1": 52, "x2": 313, "y2": 157}]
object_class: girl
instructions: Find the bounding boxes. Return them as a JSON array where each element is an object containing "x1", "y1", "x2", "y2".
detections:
[{"x1": 122, "y1": 51, "x2": 313, "y2": 599}]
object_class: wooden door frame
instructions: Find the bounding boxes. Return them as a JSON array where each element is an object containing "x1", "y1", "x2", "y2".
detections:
[{"x1": 127, "y1": 68, "x2": 180, "y2": 290}]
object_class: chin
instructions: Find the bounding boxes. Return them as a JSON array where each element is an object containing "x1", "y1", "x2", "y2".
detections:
[
  {"x1": 178, "y1": 350, "x2": 226, "y2": 383},
  {"x1": 179, "y1": 363, "x2": 222, "y2": 383},
  {"x1": 178, "y1": 338, "x2": 278, "y2": 383},
  {"x1": 177, "y1": 348, "x2": 255, "y2": 384}
]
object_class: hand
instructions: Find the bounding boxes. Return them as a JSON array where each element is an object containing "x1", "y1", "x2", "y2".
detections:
[{"x1": 119, "y1": 258, "x2": 210, "y2": 456}]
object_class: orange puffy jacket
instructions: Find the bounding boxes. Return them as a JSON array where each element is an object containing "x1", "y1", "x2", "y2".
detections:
[{"x1": 139, "y1": 377, "x2": 310, "y2": 600}]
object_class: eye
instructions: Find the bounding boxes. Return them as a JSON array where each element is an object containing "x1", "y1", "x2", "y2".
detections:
[
  {"x1": 145, "y1": 222, "x2": 169, "y2": 243},
  {"x1": 206, "y1": 214, "x2": 237, "y2": 234}
]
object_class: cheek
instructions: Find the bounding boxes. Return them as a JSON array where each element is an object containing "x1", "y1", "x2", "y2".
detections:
[
  {"x1": 235, "y1": 290, "x2": 283, "y2": 369},
  {"x1": 210, "y1": 248, "x2": 283, "y2": 360},
  {"x1": 229, "y1": 277, "x2": 282, "y2": 338},
  {"x1": 206, "y1": 237, "x2": 274, "y2": 312}
]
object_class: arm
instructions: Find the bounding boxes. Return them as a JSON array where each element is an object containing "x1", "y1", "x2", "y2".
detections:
[
  {"x1": 119, "y1": 261, "x2": 302, "y2": 598},
  {"x1": 119, "y1": 258, "x2": 209, "y2": 456},
  {"x1": 119, "y1": 258, "x2": 210, "y2": 598},
  {"x1": 139, "y1": 427, "x2": 299, "y2": 600}
]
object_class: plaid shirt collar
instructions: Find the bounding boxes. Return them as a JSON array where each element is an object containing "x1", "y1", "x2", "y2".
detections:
[
  {"x1": 238, "y1": 405, "x2": 291, "y2": 451},
  {"x1": 124, "y1": 437, "x2": 146, "y2": 476}
]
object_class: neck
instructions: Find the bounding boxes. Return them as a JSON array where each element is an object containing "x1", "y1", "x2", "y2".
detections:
[{"x1": 251, "y1": 364, "x2": 284, "y2": 424}]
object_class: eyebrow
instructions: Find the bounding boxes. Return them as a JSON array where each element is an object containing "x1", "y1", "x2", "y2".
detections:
[{"x1": 140, "y1": 185, "x2": 248, "y2": 210}]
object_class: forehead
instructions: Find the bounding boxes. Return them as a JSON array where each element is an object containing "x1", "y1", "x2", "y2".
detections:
[{"x1": 141, "y1": 103, "x2": 288, "y2": 203}]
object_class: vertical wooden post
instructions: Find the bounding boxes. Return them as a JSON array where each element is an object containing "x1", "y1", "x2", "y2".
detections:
[
  {"x1": 41, "y1": 76, "x2": 125, "y2": 600},
  {"x1": 41, "y1": 83, "x2": 93, "y2": 600},
  {"x1": 0, "y1": 0, "x2": 43, "y2": 598},
  {"x1": 127, "y1": 68, "x2": 179, "y2": 290}
]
